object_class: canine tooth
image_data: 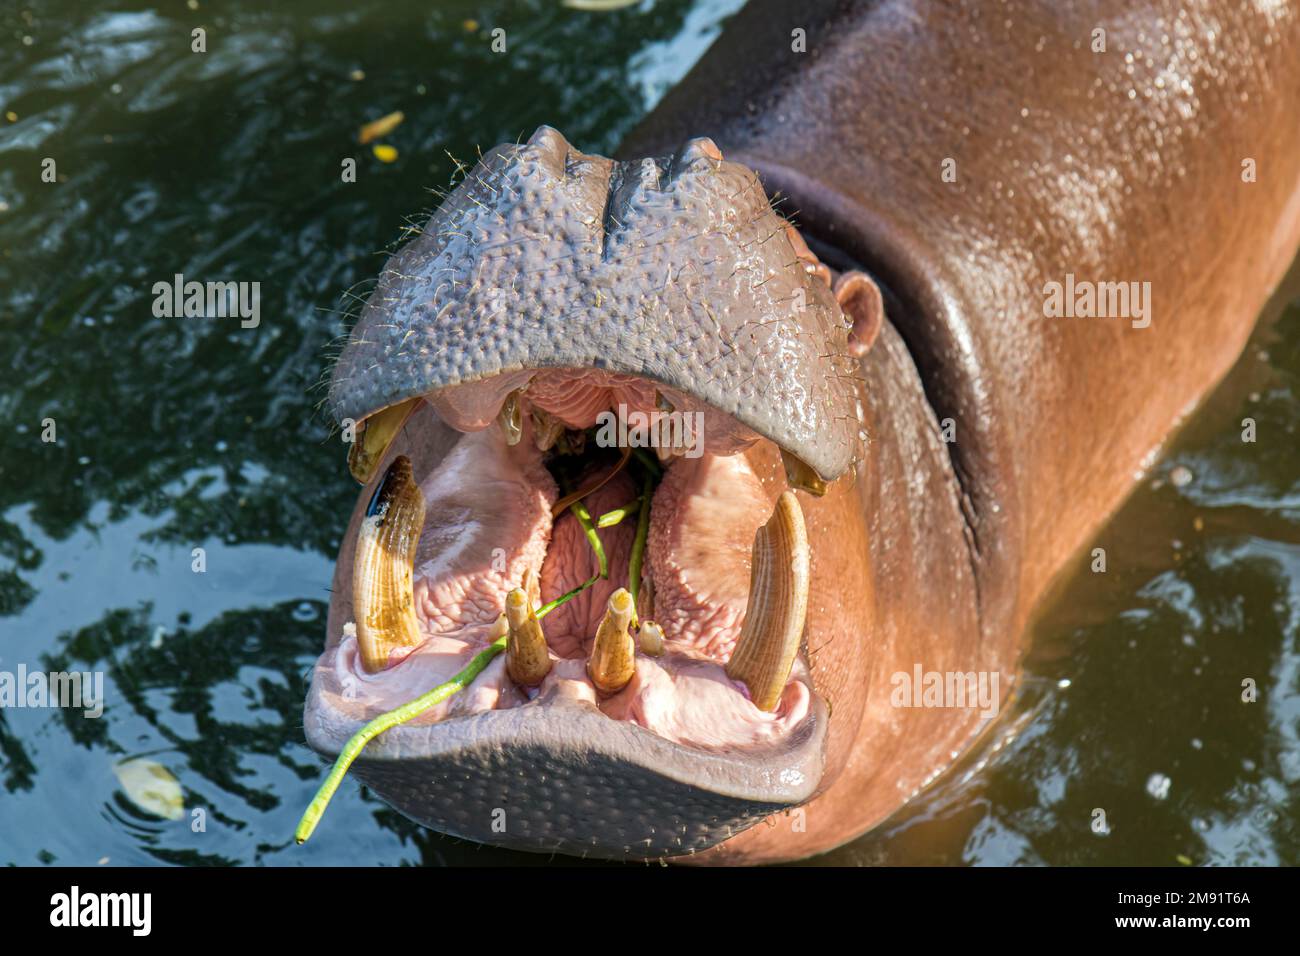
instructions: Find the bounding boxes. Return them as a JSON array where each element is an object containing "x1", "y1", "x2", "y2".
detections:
[
  {"x1": 532, "y1": 409, "x2": 565, "y2": 451},
  {"x1": 587, "y1": 588, "x2": 636, "y2": 694},
  {"x1": 725, "y1": 491, "x2": 810, "y2": 711},
  {"x1": 353, "y1": 455, "x2": 426, "y2": 673},
  {"x1": 781, "y1": 448, "x2": 827, "y2": 497},
  {"x1": 505, "y1": 585, "x2": 551, "y2": 686},
  {"x1": 347, "y1": 398, "x2": 419, "y2": 484},
  {"x1": 500, "y1": 390, "x2": 524, "y2": 446},
  {"x1": 638, "y1": 621, "x2": 665, "y2": 657}
]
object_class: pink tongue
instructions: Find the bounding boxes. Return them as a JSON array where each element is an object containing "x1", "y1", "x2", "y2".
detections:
[{"x1": 538, "y1": 470, "x2": 639, "y2": 659}]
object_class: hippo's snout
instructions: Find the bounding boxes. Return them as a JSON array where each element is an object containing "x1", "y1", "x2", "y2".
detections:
[
  {"x1": 305, "y1": 128, "x2": 869, "y2": 860},
  {"x1": 327, "y1": 125, "x2": 860, "y2": 482}
]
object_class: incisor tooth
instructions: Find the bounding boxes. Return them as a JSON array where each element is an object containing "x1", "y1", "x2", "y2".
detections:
[
  {"x1": 353, "y1": 455, "x2": 426, "y2": 672},
  {"x1": 505, "y1": 582, "x2": 551, "y2": 686},
  {"x1": 638, "y1": 620, "x2": 665, "y2": 657},
  {"x1": 347, "y1": 398, "x2": 419, "y2": 484},
  {"x1": 587, "y1": 588, "x2": 636, "y2": 694},
  {"x1": 725, "y1": 491, "x2": 810, "y2": 711},
  {"x1": 532, "y1": 409, "x2": 565, "y2": 451},
  {"x1": 500, "y1": 390, "x2": 524, "y2": 446},
  {"x1": 639, "y1": 577, "x2": 655, "y2": 622},
  {"x1": 781, "y1": 448, "x2": 827, "y2": 497}
]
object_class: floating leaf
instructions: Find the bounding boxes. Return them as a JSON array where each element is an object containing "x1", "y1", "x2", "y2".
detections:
[
  {"x1": 372, "y1": 144, "x2": 398, "y2": 163},
  {"x1": 113, "y1": 758, "x2": 184, "y2": 821},
  {"x1": 359, "y1": 110, "x2": 404, "y2": 145}
]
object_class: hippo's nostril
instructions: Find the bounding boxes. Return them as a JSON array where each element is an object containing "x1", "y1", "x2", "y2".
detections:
[
  {"x1": 668, "y1": 136, "x2": 723, "y2": 178},
  {"x1": 605, "y1": 157, "x2": 666, "y2": 240},
  {"x1": 524, "y1": 124, "x2": 572, "y2": 175}
]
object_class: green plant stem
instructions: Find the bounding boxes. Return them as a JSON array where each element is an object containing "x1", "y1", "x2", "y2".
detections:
[
  {"x1": 596, "y1": 499, "x2": 640, "y2": 528},
  {"x1": 535, "y1": 573, "x2": 598, "y2": 618},
  {"x1": 628, "y1": 472, "x2": 652, "y2": 628},
  {"x1": 295, "y1": 633, "x2": 506, "y2": 845},
  {"x1": 569, "y1": 498, "x2": 607, "y2": 579},
  {"x1": 631, "y1": 447, "x2": 663, "y2": 478}
]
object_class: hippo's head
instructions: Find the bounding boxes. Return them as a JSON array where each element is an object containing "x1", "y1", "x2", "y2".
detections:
[{"x1": 303, "y1": 127, "x2": 876, "y2": 860}]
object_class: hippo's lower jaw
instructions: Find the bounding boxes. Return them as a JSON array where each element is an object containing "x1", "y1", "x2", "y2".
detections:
[{"x1": 304, "y1": 367, "x2": 831, "y2": 859}]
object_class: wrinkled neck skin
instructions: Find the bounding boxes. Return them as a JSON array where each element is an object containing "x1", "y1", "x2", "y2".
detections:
[{"x1": 622, "y1": 0, "x2": 1300, "y2": 862}]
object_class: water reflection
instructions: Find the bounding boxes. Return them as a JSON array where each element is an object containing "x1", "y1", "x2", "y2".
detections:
[{"x1": 1, "y1": 0, "x2": 1296, "y2": 866}]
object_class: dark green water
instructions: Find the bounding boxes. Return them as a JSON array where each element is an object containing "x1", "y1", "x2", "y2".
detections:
[{"x1": 2, "y1": 0, "x2": 1296, "y2": 866}]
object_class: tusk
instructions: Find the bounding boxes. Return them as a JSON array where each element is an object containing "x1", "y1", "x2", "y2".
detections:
[
  {"x1": 505, "y1": 583, "x2": 551, "y2": 686},
  {"x1": 781, "y1": 448, "x2": 827, "y2": 497},
  {"x1": 725, "y1": 491, "x2": 810, "y2": 711},
  {"x1": 347, "y1": 398, "x2": 419, "y2": 484},
  {"x1": 587, "y1": 588, "x2": 636, "y2": 694},
  {"x1": 353, "y1": 455, "x2": 426, "y2": 672}
]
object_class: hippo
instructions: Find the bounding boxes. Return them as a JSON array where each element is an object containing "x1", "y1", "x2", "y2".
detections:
[{"x1": 303, "y1": 0, "x2": 1300, "y2": 863}]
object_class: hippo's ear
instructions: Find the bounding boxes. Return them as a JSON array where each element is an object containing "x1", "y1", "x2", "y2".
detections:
[{"x1": 834, "y1": 271, "x2": 884, "y2": 358}]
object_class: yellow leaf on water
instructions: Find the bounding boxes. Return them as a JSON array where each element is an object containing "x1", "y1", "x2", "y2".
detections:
[
  {"x1": 372, "y1": 144, "x2": 398, "y2": 163},
  {"x1": 113, "y1": 758, "x2": 184, "y2": 821},
  {"x1": 358, "y1": 110, "x2": 404, "y2": 145}
]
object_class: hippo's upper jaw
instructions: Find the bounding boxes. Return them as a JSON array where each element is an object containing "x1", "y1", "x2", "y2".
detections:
[{"x1": 304, "y1": 127, "x2": 868, "y2": 860}]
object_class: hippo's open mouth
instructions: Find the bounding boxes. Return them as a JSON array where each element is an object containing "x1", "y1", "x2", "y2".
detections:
[
  {"x1": 340, "y1": 369, "x2": 819, "y2": 739},
  {"x1": 304, "y1": 127, "x2": 864, "y2": 859}
]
